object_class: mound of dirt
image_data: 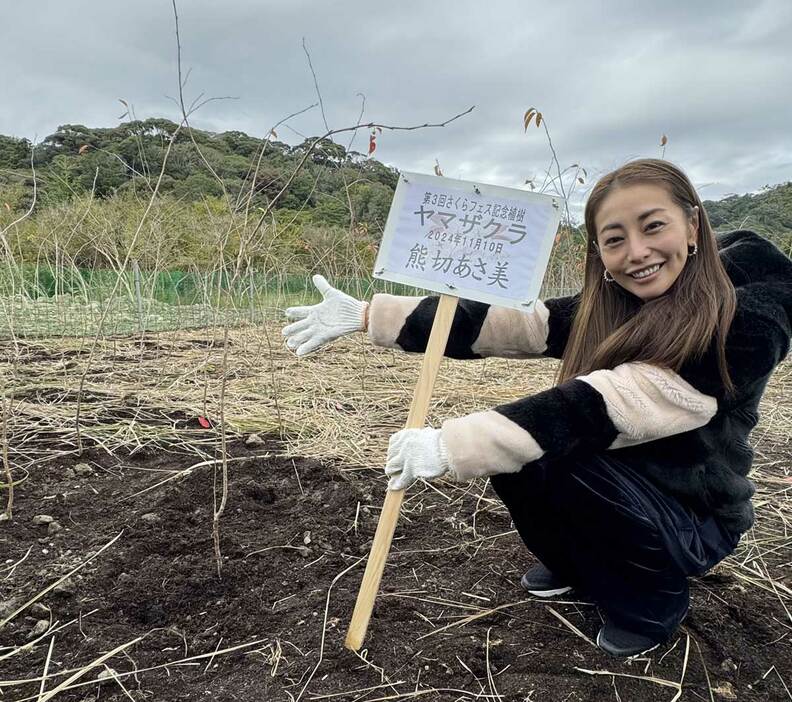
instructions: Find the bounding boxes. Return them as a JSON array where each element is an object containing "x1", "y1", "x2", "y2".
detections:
[{"x1": 1, "y1": 438, "x2": 789, "y2": 700}]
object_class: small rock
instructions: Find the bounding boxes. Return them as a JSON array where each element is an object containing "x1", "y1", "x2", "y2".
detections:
[
  {"x1": 303, "y1": 531, "x2": 312, "y2": 545},
  {"x1": 32, "y1": 515, "x2": 54, "y2": 526},
  {"x1": 117, "y1": 572, "x2": 131, "y2": 584},
  {"x1": 27, "y1": 619, "x2": 49, "y2": 639},
  {"x1": 245, "y1": 433, "x2": 264, "y2": 446},
  {"x1": 64, "y1": 468, "x2": 76, "y2": 479},
  {"x1": 141, "y1": 513, "x2": 161, "y2": 524},
  {"x1": 713, "y1": 681, "x2": 737, "y2": 700},
  {"x1": 298, "y1": 546, "x2": 311, "y2": 558},
  {"x1": 97, "y1": 667, "x2": 117, "y2": 680},
  {"x1": 720, "y1": 658, "x2": 737, "y2": 673},
  {"x1": 73, "y1": 463, "x2": 94, "y2": 476},
  {"x1": 53, "y1": 579, "x2": 75, "y2": 596},
  {"x1": 30, "y1": 603, "x2": 49, "y2": 617},
  {"x1": 0, "y1": 598, "x2": 20, "y2": 618},
  {"x1": 47, "y1": 521, "x2": 62, "y2": 535}
]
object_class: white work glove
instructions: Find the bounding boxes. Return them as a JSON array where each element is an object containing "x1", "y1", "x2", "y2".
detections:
[
  {"x1": 282, "y1": 274, "x2": 368, "y2": 356},
  {"x1": 385, "y1": 427, "x2": 451, "y2": 491}
]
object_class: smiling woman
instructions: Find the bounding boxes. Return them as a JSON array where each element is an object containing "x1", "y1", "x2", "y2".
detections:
[
  {"x1": 560, "y1": 159, "x2": 738, "y2": 395},
  {"x1": 282, "y1": 158, "x2": 792, "y2": 658}
]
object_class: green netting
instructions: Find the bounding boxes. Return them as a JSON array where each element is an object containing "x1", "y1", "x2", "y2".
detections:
[{"x1": 0, "y1": 266, "x2": 579, "y2": 338}]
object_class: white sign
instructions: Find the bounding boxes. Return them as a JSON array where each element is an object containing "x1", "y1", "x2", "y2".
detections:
[{"x1": 373, "y1": 172, "x2": 563, "y2": 311}]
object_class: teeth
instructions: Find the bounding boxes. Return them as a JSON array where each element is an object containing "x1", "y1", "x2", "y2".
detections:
[{"x1": 631, "y1": 264, "x2": 661, "y2": 279}]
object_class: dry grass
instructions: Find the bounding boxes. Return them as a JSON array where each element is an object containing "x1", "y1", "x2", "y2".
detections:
[
  {"x1": 0, "y1": 315, "x2": 561, "y2": 467},
  {"x1": 4, "y1": 315, "x2": 790, "y2": 595},
  {"x1": 2, "y1": 316, "x2": 789, "y2": 565}
]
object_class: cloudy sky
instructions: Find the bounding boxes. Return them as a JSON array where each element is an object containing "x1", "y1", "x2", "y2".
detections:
[{"x1": 2, "y1": 0, "x2": 791, "y2": 213}]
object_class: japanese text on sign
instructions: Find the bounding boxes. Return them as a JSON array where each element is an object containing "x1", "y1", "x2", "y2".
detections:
[{"x1": 373, "y1": 172, "x2": 562, "y2": 311}]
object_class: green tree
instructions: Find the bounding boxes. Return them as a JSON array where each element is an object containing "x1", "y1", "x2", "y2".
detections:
[
  {"x1": 312, "y1": 196, "x2": 350, "y2": 227},
  {"x1": 0, "y1": 135, "x2": 32, "y2": 168}
]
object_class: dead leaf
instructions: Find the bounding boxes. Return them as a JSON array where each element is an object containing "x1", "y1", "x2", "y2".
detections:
[
  {"x1": 661, "y1": 134, "x2": 668, "y2": 146},
  {"x1": 523, "y1": 108, "x2": 536, "y2": 131}
]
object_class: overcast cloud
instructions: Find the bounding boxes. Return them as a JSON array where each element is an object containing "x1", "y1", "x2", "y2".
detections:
[{"x1": 2, "y1": 0, "x2": 791, "y2": 213}]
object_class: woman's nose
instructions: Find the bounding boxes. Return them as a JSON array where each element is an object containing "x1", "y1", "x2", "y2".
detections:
[{"x1": 625, "y1": 235, "x2": 651, "y2": 262}]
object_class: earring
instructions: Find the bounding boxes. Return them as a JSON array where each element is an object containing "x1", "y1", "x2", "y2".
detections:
[
  {"x1": 603, "y1": 269, "x2": 615, "y2": 282},
  {"x1": 688, "y1": 242, "x2": 698, "y2": 256}
]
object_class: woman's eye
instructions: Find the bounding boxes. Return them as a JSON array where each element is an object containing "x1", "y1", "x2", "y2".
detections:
[
  {"x1": 604, "y1": 236, "x2": 622, "y2": 246},
  {"x1": 646, "y1": 221, "x2": 664, "y2": 231}
]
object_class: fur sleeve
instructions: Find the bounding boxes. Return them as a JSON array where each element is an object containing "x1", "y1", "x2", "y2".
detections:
[
  {"x1": 441, "y1": 363, "x2": 718, "y2": 481},
  {"x1": 367, "y1": 293, "x2": 579, "y2": 360}
]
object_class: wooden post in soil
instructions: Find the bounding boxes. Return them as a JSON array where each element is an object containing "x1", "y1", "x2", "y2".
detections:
[{"x1": 345, "y1": 294, "x2": 458, "y2": 651}]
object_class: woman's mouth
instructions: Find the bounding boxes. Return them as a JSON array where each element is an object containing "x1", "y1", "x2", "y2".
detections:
[{"x1": 628, "y1": 262, "x2": 664, "y2": 281}]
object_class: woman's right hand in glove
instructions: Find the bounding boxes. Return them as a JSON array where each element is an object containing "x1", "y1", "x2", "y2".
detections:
[{"x1": 282, "y1": 274, "x2": 368, "y2": 356}]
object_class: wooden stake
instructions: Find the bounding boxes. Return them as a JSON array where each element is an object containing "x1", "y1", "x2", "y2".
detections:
[{"x1": 345, "y1": 294, "x2": 459, "y2": 651}]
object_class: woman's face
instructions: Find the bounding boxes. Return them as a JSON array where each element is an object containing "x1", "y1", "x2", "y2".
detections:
[{"x1": 594, "y1": 183, "x2": 698, "y2": 301}]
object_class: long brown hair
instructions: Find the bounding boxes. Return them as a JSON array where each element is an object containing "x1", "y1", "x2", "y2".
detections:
[{"x1": 558, "y1": 159, "x2": 736, "y2": 394}]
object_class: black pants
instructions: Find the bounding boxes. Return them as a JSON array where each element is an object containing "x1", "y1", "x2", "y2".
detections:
[{"x1": 490, "y1": 453, "x2": 739, "y2": 639}]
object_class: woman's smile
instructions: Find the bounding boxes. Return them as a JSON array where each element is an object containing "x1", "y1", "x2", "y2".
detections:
[{"x1": 628, "y1": 262, "x2": 664, "y2": 281}]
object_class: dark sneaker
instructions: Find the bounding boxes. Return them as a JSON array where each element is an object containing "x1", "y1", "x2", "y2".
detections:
[
  {"x1": 520, "y1": 563, "x2": 572, "y2": 597},
  {"x1": 596, "y1": 620, "x2": 663, "y2": 657}
]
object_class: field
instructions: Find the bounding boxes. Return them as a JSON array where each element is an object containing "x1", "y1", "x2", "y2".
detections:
[{"x1": 1, "y1": 313, "x2": 791, "y2": 701}]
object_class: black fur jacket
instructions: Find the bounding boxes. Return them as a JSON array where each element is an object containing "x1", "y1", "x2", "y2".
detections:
[{"x1": 367, "y1": 230, "x2": 791, "y2": 533}]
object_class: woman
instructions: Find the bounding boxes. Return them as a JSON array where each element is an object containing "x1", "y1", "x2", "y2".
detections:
[{"x1": 282, "y1": 159, "x2": 791, "y2": 657}]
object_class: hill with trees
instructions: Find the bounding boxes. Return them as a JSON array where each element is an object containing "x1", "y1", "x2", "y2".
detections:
[
  {"x1": 1, "y1": 120, "x2": 790, "y2": 268},
  {"x1": 0, "y1": 119, "x2": 397, "y2": 232},
  {"x1": 705, "y1": 184, "x2": 792, "y2": 252}
]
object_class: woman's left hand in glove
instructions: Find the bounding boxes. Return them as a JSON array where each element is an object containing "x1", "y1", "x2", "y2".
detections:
[{"x1": 385, "y1": 427, "x2": 451, "y2": 491}]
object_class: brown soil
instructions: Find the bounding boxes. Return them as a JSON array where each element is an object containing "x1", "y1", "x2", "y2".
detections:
[{"x1": 1, "y1": 437, "x2": 790, "y2": 701}]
